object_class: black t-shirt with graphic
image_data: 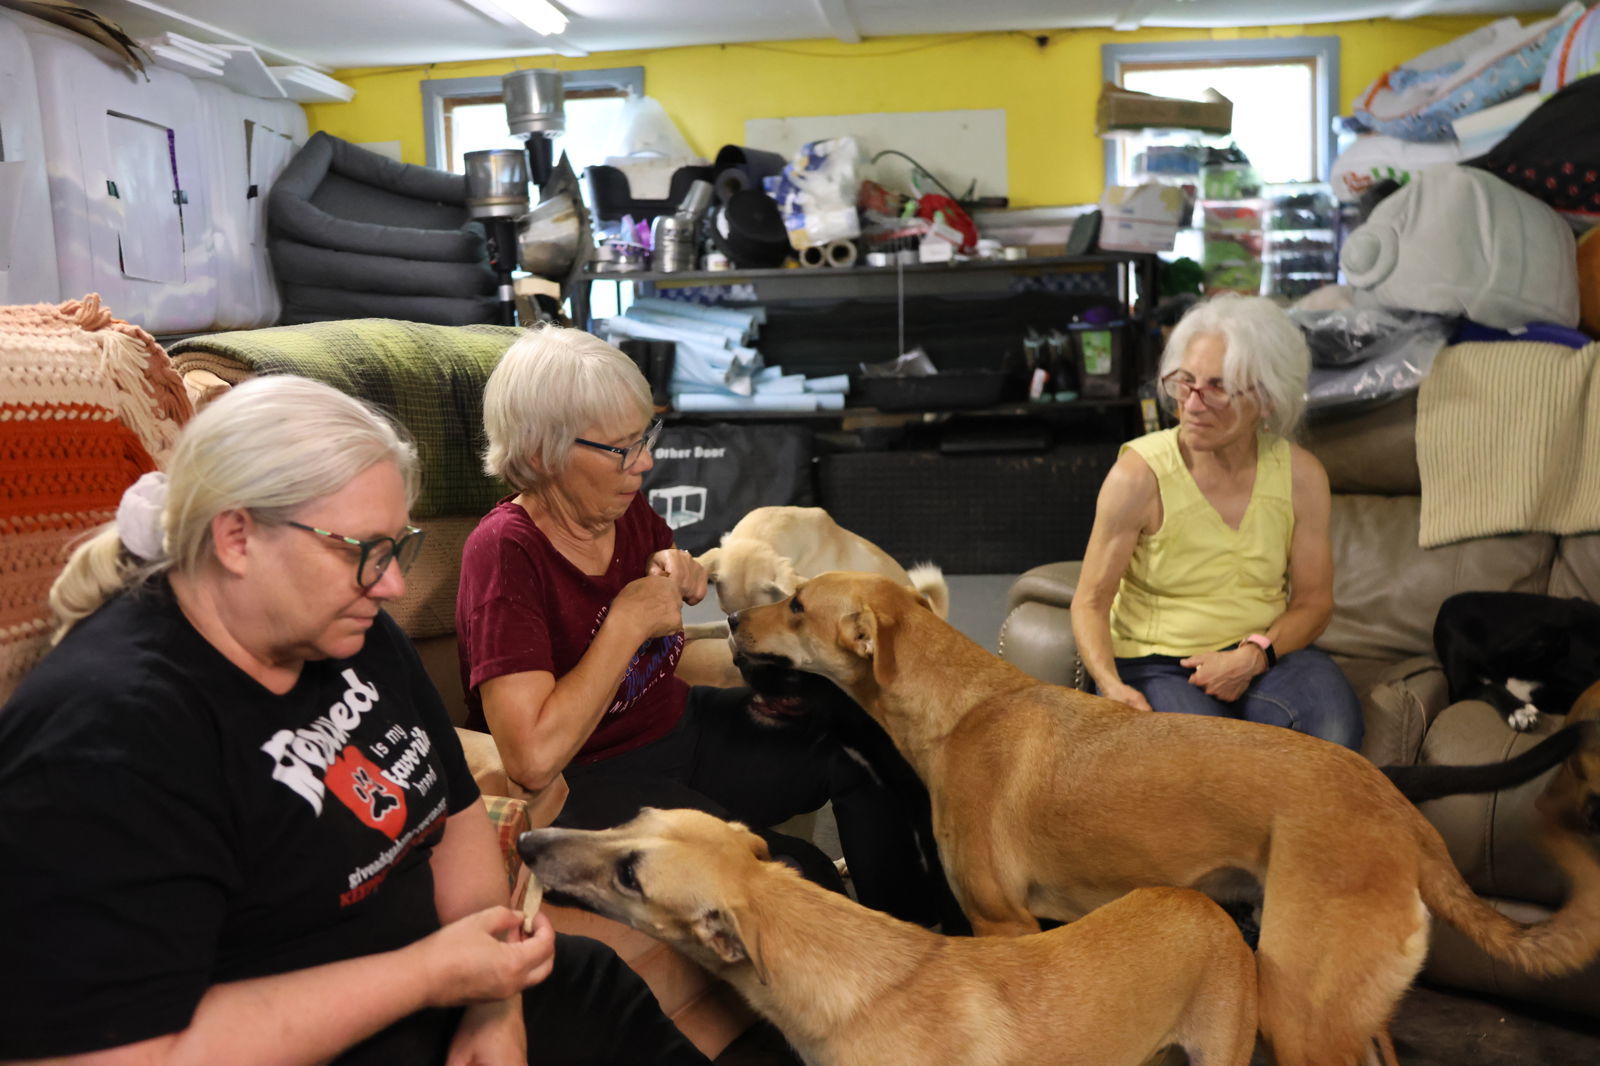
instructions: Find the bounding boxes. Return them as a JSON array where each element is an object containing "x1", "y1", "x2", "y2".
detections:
[{"x1": 0, "y1": 579, "x2": 479, "y2": 1061}]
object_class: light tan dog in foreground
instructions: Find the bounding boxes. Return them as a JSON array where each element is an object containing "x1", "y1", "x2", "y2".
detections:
[
  {"x1": 520, "y1": 807, "x2": 1257, "y2": 1066},
  {"x1": 728, "y1": 572, "x2": 1600, "y2": 1066}
]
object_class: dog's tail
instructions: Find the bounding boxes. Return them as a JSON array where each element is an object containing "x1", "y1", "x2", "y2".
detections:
[
  {"x1": 1415, "y1": 766, "x2": 1600, "y2": 977},
  {"x1": 1383, "y1": 722, "x2": 1594, "y2": 803},
  {"x1": 906, "y1": 563, "x2": 950, "y2": 619}
]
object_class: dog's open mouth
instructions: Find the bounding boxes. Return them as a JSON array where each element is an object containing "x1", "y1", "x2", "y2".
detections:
[
  {"x1": 735, "y1": 652, "x2": 813, "y2": 724},
  {"x1": 748, "y1": 693, "x2": 808, "y2": 720}
]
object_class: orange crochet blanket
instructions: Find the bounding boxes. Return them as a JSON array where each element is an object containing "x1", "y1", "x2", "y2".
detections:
[{"x1": 0, "y1": 296, "x2": 192, "y2": 701}]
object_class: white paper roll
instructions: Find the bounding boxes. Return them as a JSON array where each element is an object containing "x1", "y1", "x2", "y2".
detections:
[{"x1": 825, "y1": 240, "x2": 858, "y2": 268}]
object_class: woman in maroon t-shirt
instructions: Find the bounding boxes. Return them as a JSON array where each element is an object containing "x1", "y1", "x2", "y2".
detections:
[{"x1": 458, "y1": 327, "x2": 941, "y2": 919}]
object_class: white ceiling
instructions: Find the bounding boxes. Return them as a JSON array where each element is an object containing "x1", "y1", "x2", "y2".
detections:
[{"x1": 87, "y1": 0, "x2": 1561, "y2": 71}]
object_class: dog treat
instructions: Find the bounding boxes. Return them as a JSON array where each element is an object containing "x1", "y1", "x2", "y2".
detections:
[{"x1": 521, "y1": 870, "x2": 544, "y2": 936}]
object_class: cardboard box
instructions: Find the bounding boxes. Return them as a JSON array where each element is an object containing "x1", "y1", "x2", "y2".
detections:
[
  {"x1": 1096, "y1": 85, "x2": 1233, "y2": 137},
  {"x1": 1098, "y1": 182, "x2": 1186, "y2": 253}
]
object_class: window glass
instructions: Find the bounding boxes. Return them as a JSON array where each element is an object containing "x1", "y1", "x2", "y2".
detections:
[
  {"x1": 445, "y1": 94, "x2": 629, "y2": 176},
  {"x1": 1121, "y1": 62, "x2": 1317, "y2": 184}
]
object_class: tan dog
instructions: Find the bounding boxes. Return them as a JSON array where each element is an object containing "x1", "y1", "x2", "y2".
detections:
[
  {"x1": 519, "y1": 807, "x2": 1257, "y2": 1066},
  {"x1": 729, "y1": 572, "x2": 1600, "y2": 1066},
  {"x1": 683, "y1": 506, "x2": 948, "y2": 643}
]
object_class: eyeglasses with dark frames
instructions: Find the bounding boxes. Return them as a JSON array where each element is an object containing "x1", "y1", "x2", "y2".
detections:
[
  {"x1": 1160, "y1": 371, "x2": 1252, "y2": 412},
  {"x1": 573, "y1": 418, "x2": 664, "y2": 472},
  {"x1": 285, "y1": 521, "x2": 427, "y2": 589}
]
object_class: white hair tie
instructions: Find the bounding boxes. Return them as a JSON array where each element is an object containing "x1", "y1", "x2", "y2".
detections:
[{"x1": 116, "y1": 471, "x2": 169, "y2": 561}]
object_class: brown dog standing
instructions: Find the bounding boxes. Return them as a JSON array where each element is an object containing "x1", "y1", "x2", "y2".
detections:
[
  {"x1": 520, "y1": 808, "x2": 1257, "y2": 1066},
  {"x1": 729, "y1": 572, "x2": 1600, "y2": 1066}
]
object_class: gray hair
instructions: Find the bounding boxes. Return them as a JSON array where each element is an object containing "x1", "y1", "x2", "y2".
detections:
[
  {"x1": 1158, "y1": 293, "x2": 1309, "y2": 439},
  {"x1": 481, "y1": 325, "x2": 653, "y2": 494},
  {"x1": 49, "y1": 375, "x2": 418, "y2": 638}
]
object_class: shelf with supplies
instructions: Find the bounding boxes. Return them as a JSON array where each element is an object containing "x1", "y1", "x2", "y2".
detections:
[{"x1": 571, "y1": 250, "x2": 1160, "y2": 433}]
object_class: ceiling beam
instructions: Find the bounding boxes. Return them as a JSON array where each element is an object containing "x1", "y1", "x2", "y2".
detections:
[
  {"x1": 1113, "y1": 0, "x2": 1164, "y2": 33},
  {"x1": 811, "y1": 0, "x2": 861, "y2": 44}
]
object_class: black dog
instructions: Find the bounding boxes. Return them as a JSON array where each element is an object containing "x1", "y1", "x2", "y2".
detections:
[
  {"x1": 1433, "y1": 591, "x2": 1600, "y2": 732},
  {"x1": 733, "y1": 650, "x2": 972, "y2": 935}
]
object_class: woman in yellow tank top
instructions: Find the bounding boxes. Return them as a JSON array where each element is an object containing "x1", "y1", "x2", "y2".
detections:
[{"x1": 1073, "y1": 295, "x2": 1362, "y2": 748}]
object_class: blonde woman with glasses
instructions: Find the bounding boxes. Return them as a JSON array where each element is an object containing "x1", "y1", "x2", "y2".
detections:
[
  {"x1": 0, "y1": 375, "x2": 708, "y2": 1066},
  {"x1": 1073, "y1": 294, "x2": 1362, "y2": 749}
]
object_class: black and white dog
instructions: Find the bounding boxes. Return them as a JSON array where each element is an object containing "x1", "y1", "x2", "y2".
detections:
[{"x1": 1433, "y1": 591, "x2": 1600, "y2": 732}]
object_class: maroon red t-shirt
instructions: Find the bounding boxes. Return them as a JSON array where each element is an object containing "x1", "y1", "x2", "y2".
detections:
[{"x1": 455, "y1": 494, "x2": 687, "y2": 765}]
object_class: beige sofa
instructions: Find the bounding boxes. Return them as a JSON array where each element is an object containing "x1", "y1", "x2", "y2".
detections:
[{"x1": 999, "y1": 393, "x2": 1600, "y2": 1015}]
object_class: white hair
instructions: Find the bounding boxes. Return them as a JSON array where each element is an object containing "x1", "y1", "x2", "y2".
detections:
[
  {"x1": 481, "y1": 325, "x2": 653, "y2": 495},
  {"x1": 49, "y1": 376, "x2": 417, "y2": 639},
  {"x1": 1158, "y1": 293, "x2": 1309, "y2": 439}
]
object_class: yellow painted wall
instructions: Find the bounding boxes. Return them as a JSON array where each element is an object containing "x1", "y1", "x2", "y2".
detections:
[{"x1": 305, "y1": 16, "x2": 1508, "y2": 208}]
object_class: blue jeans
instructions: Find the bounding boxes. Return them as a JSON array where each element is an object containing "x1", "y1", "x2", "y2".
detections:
[{"x1": 1107, "y1": 647, "x2": 1364, "y2": 749}]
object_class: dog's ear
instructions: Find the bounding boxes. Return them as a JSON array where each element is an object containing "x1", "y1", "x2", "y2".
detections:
[
  {"x1": 696, "y1": 547, "x2": 721, "y2": 583},
  {"x1": 763, "y1": 555, "x2": 800, "y2": 603},
  {"x1": 841, "y1": 605, "x2": 878, "y2": 661},
  {"x1": 690, "y1": 907, "x2": 770, "y2": 984}
]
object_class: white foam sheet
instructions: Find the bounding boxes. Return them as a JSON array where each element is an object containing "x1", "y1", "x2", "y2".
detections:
[
  {"x1": 0, "y1": 9, "x2": 60, "y2": 304},
  {"x1": 194, "y1": 81, "x2": 306, "y2": 328},
  {"x1": 23, "y1": 16, "x2": 217, "y2": 334}
]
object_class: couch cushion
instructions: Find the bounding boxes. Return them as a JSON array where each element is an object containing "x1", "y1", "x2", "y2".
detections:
[
  {"x1": 1417, "y1": 700, "x2": 1569, "y2": 907},
  {"x1": 388, "y1": 515, "x2": 477, "y2": 640},
  {"x1": 1550, "y1": 532, "x2": 1600, "y2": 601},
  {"x1": 1322, "y1": 494, "x2": 1556, "y2": 661},
  {"x1": 1304, "y1": 394, "x2": 1421, "y2": 496}
]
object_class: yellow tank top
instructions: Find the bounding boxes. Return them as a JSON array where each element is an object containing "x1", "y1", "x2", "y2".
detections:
[{"x1": 1109, "y1": 427, "x2": 1293, "y2": 659}]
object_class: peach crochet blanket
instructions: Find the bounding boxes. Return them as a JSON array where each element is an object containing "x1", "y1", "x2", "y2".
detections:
[{"x1": 0, "y1": 295, "x2": 192, "y2": 700}]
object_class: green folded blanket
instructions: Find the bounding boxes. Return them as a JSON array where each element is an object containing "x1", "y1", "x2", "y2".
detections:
[{"x1": 168, "y1": 319, "x2": 522, "y2": 519}]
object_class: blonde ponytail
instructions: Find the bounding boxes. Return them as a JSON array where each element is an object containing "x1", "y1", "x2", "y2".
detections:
[{"x1": 48, "y1": 525, "x2": 156, "y2": 642}]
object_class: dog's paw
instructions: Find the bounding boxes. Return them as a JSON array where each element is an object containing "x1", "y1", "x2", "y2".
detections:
[{"x1": 1509, "y1": 704, "x2": 1541, "y2": 731}]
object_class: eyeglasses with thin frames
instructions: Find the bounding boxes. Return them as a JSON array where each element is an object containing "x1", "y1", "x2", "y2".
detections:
[
  {"x1": 1160, "y1": 371, "x2": 1252, "y2": 412},
  {"x1": 573, "y1": 418, "x2": 664, "y2": 472},
  {"x1": 285, "y1": 521, "x2": 427, "y2": 589}
]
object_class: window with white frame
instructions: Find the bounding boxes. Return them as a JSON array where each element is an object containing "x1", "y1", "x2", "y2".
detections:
[
  {"x1": 1101, "y1": 38, "x2": 1339, "y2": 188},
  {"x1": 421, "y1": 66, "x2": 643, "y2": 176}
]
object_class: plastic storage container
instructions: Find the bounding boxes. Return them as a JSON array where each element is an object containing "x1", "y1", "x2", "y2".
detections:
[{"x1": 1071, "y1": 321, "x2": 1127, "y2": 398}]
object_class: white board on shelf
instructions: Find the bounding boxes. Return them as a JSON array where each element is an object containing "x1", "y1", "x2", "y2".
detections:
[
  {"x1": 215, "y1": 44, "x2": 285, "y2": 99},
  {"x1": 744, "y1": 109, "x2": 1007, "y2": 199}
]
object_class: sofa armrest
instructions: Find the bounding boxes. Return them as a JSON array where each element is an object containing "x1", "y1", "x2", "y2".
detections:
[
  {"x1": 1359, "y1": 656, "x2": 1450, "y2": 767},
  {"x1": 1006, "y1": 561, "x2": 1083, "y2": 613},
  {"x1": 1000, "y1": 562, "x2": 1086, "y2": 689}
]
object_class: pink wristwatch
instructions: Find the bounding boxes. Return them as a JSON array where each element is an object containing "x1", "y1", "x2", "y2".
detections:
[{"x1": 1240, "y1": 633, "x2": 1277, "y2": 668}]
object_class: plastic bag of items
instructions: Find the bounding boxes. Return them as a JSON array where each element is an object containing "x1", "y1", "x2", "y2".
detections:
[
  {"x1": 1294, "y1": 307, "x2": 1455, "y2": 413},
  {"x1": 1352, "y1": 4, "x2": 1582, "y2": 142},
  {"x1": 765, "y1": 137, "x2": 863, "y2": 249}
]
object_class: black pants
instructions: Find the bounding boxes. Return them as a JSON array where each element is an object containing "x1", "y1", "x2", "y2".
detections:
[
  {"x1": 521, "y1": 934, "x2": 710, "y2": 1064},
  {"x1": 558, "y1": 685, "x2": 943, "y2": 924}
]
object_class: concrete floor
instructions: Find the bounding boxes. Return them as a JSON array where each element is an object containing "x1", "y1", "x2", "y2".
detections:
[{"x1": 700, "y1": 575, "x2": 1600, "y2": 1065}]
